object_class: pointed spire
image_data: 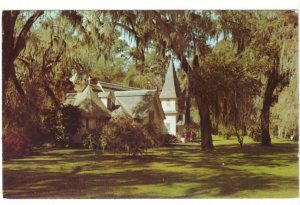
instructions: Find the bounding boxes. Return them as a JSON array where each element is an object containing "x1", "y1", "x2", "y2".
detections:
[{"x1": 160, "y1": 60, "x2": 180, "y2": 99}]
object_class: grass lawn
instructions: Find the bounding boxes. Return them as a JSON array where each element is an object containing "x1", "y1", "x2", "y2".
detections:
[{"x1": 3, "y1": 136, "x2": 299, "y2": 198}]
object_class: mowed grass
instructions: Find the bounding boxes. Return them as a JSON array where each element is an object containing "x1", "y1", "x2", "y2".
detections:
[{"x1": 3, "y1": 136, "x2": 299, "y2": 198}]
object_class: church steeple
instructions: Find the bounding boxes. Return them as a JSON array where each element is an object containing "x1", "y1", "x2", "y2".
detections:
[
  {"x1": 159, "y1": 60, "x2": 181, "y2": 99},
  {"x1": 159, "y1": 60, "x2": 182, "y2": 136}
]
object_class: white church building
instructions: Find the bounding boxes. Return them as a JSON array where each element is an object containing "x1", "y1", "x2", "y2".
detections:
[{"x1": 64, "y1": 60, "x2": 183, "y2": 143}]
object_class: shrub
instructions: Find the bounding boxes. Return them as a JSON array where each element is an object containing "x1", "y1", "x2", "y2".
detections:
[
  {"x1": 42, "y1": 105, "x2": 82, "y2": 146},
  {"x1": 42, "y1": 107, "x2": 64, "y2": 144},
  {"x1": 83, "y1": 117, "x2": 158, "y2": 156},
  {"x1": 250, "y1": 126, "x2": 261, "y2": 142},
  {"x1": 82, "y1": 128, "x2": 107, "y2": 154},
  {"x1": 3, "y1": 130, "x2": 32, "y2": 160},
  {"x1": 161, "y1": 134, "x2": 180, "y2": 144},
  {"x1": 121, "y1": 120, "x2": 155, "y2": 156},
  {"x1": 106, "y1": 118, "x2": 156, "y2": 156},
  {"x1": 61, "y1": 105, "x2": 82, "y2": 145},
  {"x1": 218, "y1": 125, "x2": 235, "y2": 140}
]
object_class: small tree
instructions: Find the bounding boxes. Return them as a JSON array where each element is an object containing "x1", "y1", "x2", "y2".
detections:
[
  {"x1": 42, "y1": 105, "x2": 82, "y2": 146},
  {"x1": 82, "y1": 128, "x2": 106, "y2": 154},
  {"x1": 42, "y1": 107, "x2": 64, "y2": 144},
  {"x1": 61, "y1": 105, "x2": 82, "y2": 146},
  {"x1": 83, "y1": 117, "x2": 158, "y2": 156}
]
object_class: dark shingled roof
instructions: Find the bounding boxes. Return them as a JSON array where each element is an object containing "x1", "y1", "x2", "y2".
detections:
[{"x1": 159, "y1": 60, "x2": 181, "y2": 99}]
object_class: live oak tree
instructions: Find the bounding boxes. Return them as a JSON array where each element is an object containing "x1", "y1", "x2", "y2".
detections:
[
  {"x1": 111, "y1": 11, "x2": 217, "y2": 151},
  {"x1": 251, "y1": 11, "x2": 298, "y2": 146},
  {"x1": 3, "y1": 11, "x2": 119, "y2": 141},
  {"x1": 2, "y1": 11, "x2": 44, "y2": 105},
  {"x1": 3, "y1": 11, "x2": 45, "y2": 141},
  {"x1": 202, "y1": 41, "x2": 260, "y2": 148},
  {"x1": 217, "y1": 11, "x2": 298, "y2": 146}
]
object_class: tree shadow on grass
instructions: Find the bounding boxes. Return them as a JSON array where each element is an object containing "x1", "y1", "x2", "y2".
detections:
[
  {"x1": 4, "y1": 164, "x2": 298, "y2": 198},
  {"x1": 160, "y1": 142, "x2": 298, "y2": 168},
  {"x1": 3, "y1": 168, "x2": 192, "y2": 198},
  {"x1": 3, "y1": 141, "x2": 299, "y2": 198},
  {"x1": 186, "y1": 168, "x2": 299, "y2": 198}
]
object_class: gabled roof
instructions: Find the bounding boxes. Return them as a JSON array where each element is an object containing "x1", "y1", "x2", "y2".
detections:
[
  {"x1": 65, "y1": 85, "x2": 111, "y2": 119},
  {"x1": 159, "y1": 60, "x2": 181, "y2": 99},
  {"x1": 114, "y1": 90, "x2": 163, "y2": 119},
  {"x1": 111, "y1": 103, "x2": 131, "y2": 118}
]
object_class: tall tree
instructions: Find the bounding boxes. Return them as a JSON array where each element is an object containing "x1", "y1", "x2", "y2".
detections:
[
  {"x1": 111, "y1": 11, "x2": 217, "y2": 150},
  {"x1": 218, "y1": 11, "x2": 298, "y2": 146},
  {"x1": 254, "y1": 11, "x2": 297, "y2": 146},
  {"x1": 2, "y1": 11, "x2": 44, "y2": 101}
]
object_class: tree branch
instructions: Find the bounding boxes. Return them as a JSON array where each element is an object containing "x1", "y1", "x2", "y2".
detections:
[
  {"x1": 13, "y1": 11, "x2": 44, "y2": 60},
  {"x1": 10, "y1": 64, "x2": 26, "y2": 97}
]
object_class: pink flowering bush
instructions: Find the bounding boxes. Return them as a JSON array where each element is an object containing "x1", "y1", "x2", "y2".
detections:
[{"x1": 3, "y1": 130, "x2": 32, "y2": 160}]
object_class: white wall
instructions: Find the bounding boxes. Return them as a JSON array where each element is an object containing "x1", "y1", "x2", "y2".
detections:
[
  {"x1": 164, "y1": 115, "x2": 177, "y2": 136},
  {"x1": 161, "y1": 99, "x2": 176, "y2": 112},
  {"x1": 161, "y1": 99, "x2": 177, "y2": 135}
]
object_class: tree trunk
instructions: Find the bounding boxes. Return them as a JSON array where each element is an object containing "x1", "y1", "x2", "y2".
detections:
[
  {"x1": 2, "y1": 11, "x2": 43, "y2": 106},
  {"x1": 176, "y1": 53, "x2": 214, "y2": 150},
  {"x1": 196, "y1": 96, "x2": 214, "y2": 151},
  {"x1": 184, "y1": 80, "x2": 191, "y2": 128},
  {"x1": 261, "y1": 99, "x2": 272, "y2": 146},
  {"x1": 242, "y1": 125, "x2": 247, "y2": 136},
  {"x1": 261, "y1": 61, "x2": 280, "y2": 146},
  {"x1": 2, "y1": 11, "x2": 19, "y2": 106},
  {"x1": 189, "y1": 55, "x2": 214, "y2": 151}
]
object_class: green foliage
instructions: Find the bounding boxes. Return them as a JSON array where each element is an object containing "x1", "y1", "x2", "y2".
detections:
[
  {"x1": 43, "y1": 105, "x2": 82, "y2": 145},
  {"x1": 218, "y1": 124, "x2": 234, "y2": 140},
  {"x1": 271, "y1": 74, "x2": 298, "y2": 139},
  {"x1": 83, "y1": 117, "x2": 158, "y2": 156},
  {"x1": 61, "y1": 105, "x2": 83, "y2": 143},
  {"x1": 249, "y1": 125, "x2": 262, "y2": 142},
  {"x1": 42, "y1": 107, "x2": 64, "y2": 143},
  {"x1": 82, "y1": 128, "x2": 106, "y2": 154}
]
